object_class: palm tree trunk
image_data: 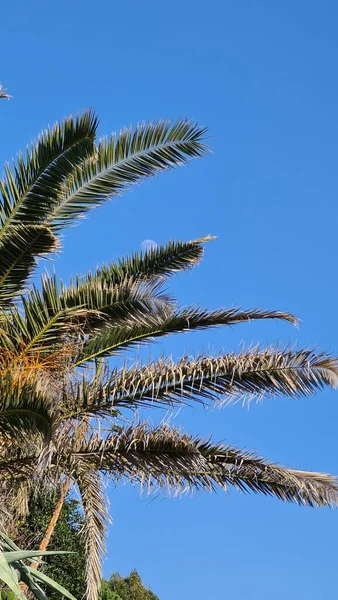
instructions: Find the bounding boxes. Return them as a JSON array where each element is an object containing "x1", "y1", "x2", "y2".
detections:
[{"x1": 31, "y1": 477, "x2": 71, "y2": 569}]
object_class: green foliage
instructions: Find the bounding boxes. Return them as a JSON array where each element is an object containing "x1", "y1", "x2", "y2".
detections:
[
  {"x1": 16, "y1": 493, "x2": 86, "y2": 600},
  {"x1": 99, "y1": 580, "x2": 121, "y2": 600},
  {"x1": 0, "y1": 530, "x2": 75, "y2": 600},
  {"x1": 16, "y1": 496, "x2": 159, "y2": 600},
  {"x1": 102, "y1": 571, "x2": 159, "y2": 600}
]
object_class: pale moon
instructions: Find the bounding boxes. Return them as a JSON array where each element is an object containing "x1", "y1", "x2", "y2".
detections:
[{"x1": 141, "y1": 239, "x2": 158, "y2": 253}]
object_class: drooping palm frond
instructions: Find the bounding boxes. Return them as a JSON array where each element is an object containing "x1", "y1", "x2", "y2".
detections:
[
  {"x1": 75, "y1": 306, "x2": 297, "y2": 365},
  {"x1": 75, "y1": 469, "x2": 107, "y2": 600},
  {"x1": 0, "y1": 373, "x2": 53, "y2": 442},
  {"x1": 93, "y1": 236, "x2": 215, "y2": 285},
  {"x1": 0, "y1": 225, "x2": 59, "y2": 306},
  {"x1": 68, "y1": 424, "x2": 338, "y2": 507}
]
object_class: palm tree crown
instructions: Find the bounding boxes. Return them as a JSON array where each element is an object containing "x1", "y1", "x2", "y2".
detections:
[{"x1": 0, "y1": 109, "x2": 337, "y2": 600}]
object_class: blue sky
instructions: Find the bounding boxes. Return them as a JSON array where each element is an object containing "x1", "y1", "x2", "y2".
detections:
[{"x1": 2, "y1": 1, "x2": 338, "y2": 598}]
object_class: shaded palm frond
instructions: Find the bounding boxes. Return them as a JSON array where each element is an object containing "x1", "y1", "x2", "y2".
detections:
[
  {"x1": 75, "y1": 306, "x2": 297, "y2": 365},
  {"x1": 55, "y1": 120, "x2": 208, "y2": 227},
  {"x1": 75, "y1": 469, "x2": 107, "y2": 600},
  {"x1": 0, "y1": 373, "x2": 53, "y2": 442},
  {"x1": 71, "y1": 425, "x2": 338, "y2": 507},
  {"x1": 0, "y1": 456, "x2": 36, "y2": 481},
  {"x1": 0, "y1": 225, "x2": 59, "y2": 306},
  {"x1": 93, "y1": 235, "x2": 215, "y2": 285}
]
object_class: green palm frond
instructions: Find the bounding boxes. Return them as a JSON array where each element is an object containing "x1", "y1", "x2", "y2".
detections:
[
  {"x1": 69, "y1": 425, "x2": 338, "y2": 507},
  {"x1": 0, "y1": 226, "x2": 59, "y2": 306},
  {"x1": 93, "y1": 236, "x2": 215, "y2": 285},
  {"x1": 75, "y1": 306, "x2": 297, "y2": 365},
  {"x1": 17, "y1": 234, "x2": 215, "y2": 351},
  {"x1": 75, "y1": 470, "x2": 107, "y2": 600},
  {"x1": 0, "y1": 374, "x2": 53, "y2": 442},
  {"x1": 0, "y1": 110, "x2": 97, "y2": 232},
  {"x1": 0, "y1": 111, "x2": 98, "y2": 302},
  {"x1": 14, "y1": 274, "x2": 170, "y2": 356},
  {"x1": 56, "y1": 120, "x2": 208, "y2": 227}
]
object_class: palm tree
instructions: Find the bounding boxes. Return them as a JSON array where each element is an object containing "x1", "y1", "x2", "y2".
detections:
[{"x1": 0, "y1": 109, "x2": 338, "y2": 600}]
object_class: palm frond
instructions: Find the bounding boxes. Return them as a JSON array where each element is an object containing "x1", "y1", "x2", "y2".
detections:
[
  {"x1": 17, "y1": 234, "x2": 214, "y2": 351},
  {"x1": 14, "y1": 274, "x2": 170, "y2": 356},
  {"x1": 75, "y1": 469, "x2": 107, "y2": 600},
  {"x1": 70, "y1": 424, "x2": 338, "y2": 507},
  {"x1": 0, "y1": 225, "x2": 59, "y2": 306},
  {"x1": 75, "y1": 306, "x2": 297, "y2": 365},
  {"x1": 0, "y1": 111, "x2": 97, "y2": 298},
  {"x1": 107, "y1": 348, "x2": 338, "y2": 407},
  {"x1": 0, "y1": 85, "x2": 11, "y2": 100},
  {"x1": 0, "y1": 110, "x2": 97, "y2": 232},
  {"x1": 54, "y1": 120, "x2": 208, "y2": 227},
  {"x1": 63, "y1": 348, "x2": 338, "y2": 418},
  {"x1": 0, "y1": 374, "x2": 53, "y2": 442},
  {"x1": 93, "y1": 235, "x2": 215, "y2": 285}
]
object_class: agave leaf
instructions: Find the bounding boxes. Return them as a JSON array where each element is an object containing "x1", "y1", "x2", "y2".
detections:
[
  {"x1": 15, "y1": 564, "x2": 47, "y2": 600},
  {"x1": 4, "y1": 551, "x2": 73, "y2": 563},
  {"x1": 0, "y1": 553, "x2": 27, "y2": 600},
  {"x1": 26, "y1": 566, "x2": 77, "y2": 600}
]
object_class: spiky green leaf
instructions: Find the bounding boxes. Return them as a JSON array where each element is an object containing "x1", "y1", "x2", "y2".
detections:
[{"x1": 75, "y1": 306, "x2": 297, "y2": 365}]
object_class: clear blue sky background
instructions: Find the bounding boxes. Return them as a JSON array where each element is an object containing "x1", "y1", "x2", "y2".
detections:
[{"x1": 1, "y1": 1, "x2": 338, "y2": 598}]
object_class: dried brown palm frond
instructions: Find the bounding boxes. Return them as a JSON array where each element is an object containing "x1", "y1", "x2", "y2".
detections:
[
  {"x1": 70, "y1": 469, "x2": 107, "y2": 600},
  {"x1": 62, "y1": 348, "x2": 338, "y2": 417},
  {"x1": 63, "y1": 424, "x2": 338, "y2": 508}
]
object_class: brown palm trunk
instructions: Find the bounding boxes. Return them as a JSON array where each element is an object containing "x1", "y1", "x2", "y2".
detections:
[{"x1": 31, "y1": 477, "x2": 71, "y2": 570}]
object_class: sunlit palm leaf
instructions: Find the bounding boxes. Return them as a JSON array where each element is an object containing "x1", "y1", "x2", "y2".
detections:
[
  {"x1": 0, "y1": 110, "x2": 97, "y2": 231},
  {"x1": 93, "y1": 236, "x2": 215, "y2": 285},
  {"x1": 69, "y1": 424, "x2": 338, "y2": 507},
  {"x1": 0, "y1": 111, "x2": 97, "y2": 302},
  {"x1": 75, "y1": 306, "x2": 297, "y2": 365},
  {"x1": 104, "y1": 348, "x2": 338, "y2": 408},
  {"x1": 75, "y1": 470, "x2": 107, "y2": 600},
  {"x1": 56, "y1": 120, "x2": 208, "y2": 228},
  {"x1": 16, "y1": 274, "x2": 170, "y2": 356},
  {"x1": 63, "y1": 348, "x2": 338, "y2": 418}
]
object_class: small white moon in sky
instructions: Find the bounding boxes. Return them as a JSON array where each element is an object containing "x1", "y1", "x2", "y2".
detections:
[{"x1": 141, "y1": 239, "x2": 158, "y2": 252}]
